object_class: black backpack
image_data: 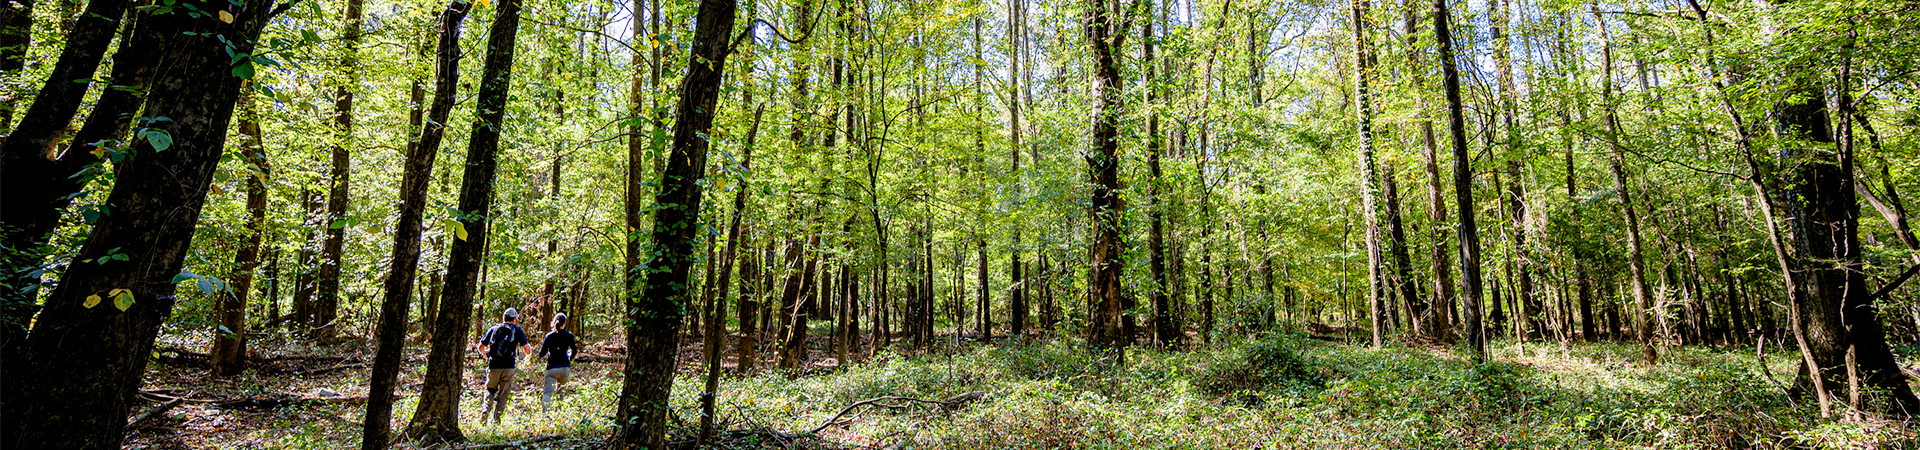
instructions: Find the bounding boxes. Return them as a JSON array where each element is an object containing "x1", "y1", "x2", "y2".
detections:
[{"x1": 484, "y1": 324, "x2": 517, "y2": 360}]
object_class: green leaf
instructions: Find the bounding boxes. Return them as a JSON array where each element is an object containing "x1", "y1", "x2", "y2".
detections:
[
  {"x1": 329, "y1": 219, "x2": 348, "y2": 229},
  {"x1": 144, "y1": 129, "x2": 172, "y2": 152},
  {"x1": 114, "y1": 290, "x2": 135, "y2": 311},
  {"x1": 232, "y1": 60, "x2": 254, "y2": 79},
  {"x1": 172, "y1": 271, "x2": 198, "y2": 284}
]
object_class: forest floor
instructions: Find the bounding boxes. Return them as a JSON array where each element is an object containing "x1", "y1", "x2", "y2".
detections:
[{"x1": 126, "y1": 324, "x2": 1919, "y2": 449}]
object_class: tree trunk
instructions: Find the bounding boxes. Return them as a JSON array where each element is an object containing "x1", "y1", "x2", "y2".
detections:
[
  {"x1": 313, "y1": 0, "x2": 365, "y2": 342},
  {"x1": 402, "y1": 0, "x2": 515, "y2": 442},
  {"x1": 1384, "y1": 163, "x2": 1420, "y2": 339},
  {"x1": 1352, "y1": 0, "x2": 1385, "y2": 348},
  {"x1": 1084, "y1": 0, "x2": 1130, "y2": 358},
  {"x1": 1145, "y1": 17, "x2": 1175, "y2": 347},
  {"x1": 697, "y1": 105, "x2": 757, "y2": 445},
  {"x1": 1594, "y1": 12, "x2": 1656, "y2": 364},
  {"x1": 1433, "y1": 0, "x2": 1484, "y2": 360},
  {"x1": 608, "y1": 0, "x2": 735, "y2": 442},
  {"x1": 5, "y1": 2, "x2": 274, "y2": 447},
  {"x1": 363, "y1": 3, "x2": 468, "y2": 447},
  {"x1": 0, "y1": 0, "x2": 131, "y2": 368},
  {"x1": 1006, "y1": 0, "x2": 1029, "y2": 340},
  {"x1": 212, "y1": 94, "x2": 269, "y2": 377},
  {"x1": 737, "y1": 238, "x2": 761, "y2": 373},
  {"x1": 294, "y1": 189, "x2": 321, "y2": 332},
  {"x1": 1404, "y1": 2, "x2": 1453, "y2": 344},
  {"x1": 0, "y1": 0, "x2": 29, "y2": 127},
  {"x1": 0, "y1": 0, "x2": 129, "y2": 254}
]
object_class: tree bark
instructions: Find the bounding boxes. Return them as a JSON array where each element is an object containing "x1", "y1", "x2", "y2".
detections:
[
  {"x1": 402, "y1": 0, "x2": 517, "y2": 442},
  {"x1": 364, "y1": 3, "x2": 468, "y2": 447},
  {"x1": 1083, "y1": 0, "x2": 1134, "y2": 357},
  {"x1": 1433, "y1": 0, "x2": 1484, "y2": 361},
  {"x1": 1352, "y1": 0, "x2": 1385, "y2": 348},
  {"x1": 607, "y1": 0, "x2": 736, "y2": 443},
  {"x1": 5, "y1": 2, "x2": 275, "y2": 447},
  {"x1": 0, "y1": 0, "x2": 29, "y2": 127},
  {"x1": 1403, "y1": 2, "x2": 1453, "y2": 344},
  {"x1": 312, "y1": 0, "x2": 365, "y2": 342},
  {"x1": 0, "y1": 0, "x2": 129, "y2": 251},
  {"x1": 698, "y1": 105, "x2": 758, "y2": 446},
  {"x1": 0, "y1": 0, "x2": 131, "y2": 370},
  {"x1": 1145, "y1": 16, "x2": 1176, "y2": 347},
  {"x1": 1593, "y1": 12, "x2": 1657, "y2": 364},
  {"x1": 211, "y1": 94, "x2": 269, "y2": 377}
]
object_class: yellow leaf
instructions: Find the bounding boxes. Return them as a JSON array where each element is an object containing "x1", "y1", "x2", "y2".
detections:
[
  {"x1": 219, "y1": 10, "x2": 234, "y2": 23},
  {"x1": 85, "y1": 294, "x2": 101, "y2": 309},
  {"x1": 474, "y1": 0, "x2": 490, "y2": 8},
  {"x1": 108, "y1": 288, "x2": 127, "y2": 298},
  {"x1": 448, "y1": 219, "x2": 469, "y2": 241}
]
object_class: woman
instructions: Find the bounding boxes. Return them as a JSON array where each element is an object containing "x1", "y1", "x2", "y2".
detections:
[{"x1": 537, "y1": 313, "x2": 578, "y2": 412}]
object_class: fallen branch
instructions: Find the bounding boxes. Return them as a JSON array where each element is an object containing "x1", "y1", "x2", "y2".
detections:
[
  {"x1": 449, "y1": 435, "x2": 563, "y2": 449},
  {"x1": 258, "y1": 353, "x2": 353, "y2": 363},
  {"x1": 139, "y1": 390, "x2": 223, "y2": 404},
  {"x1": 805, "y1": 391, "x2": 988, "y2": 435},
  {"x1": 125, "y1": 398, "x2": 184, "y2": 431},
  {"x1": 287, "y1": 362, "x2": 368, "y2": 375}
]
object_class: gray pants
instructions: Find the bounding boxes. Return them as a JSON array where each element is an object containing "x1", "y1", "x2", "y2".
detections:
[
  {"x1": 482, "y1": 368, "x2": 515, "y2": 422},
  {"x1": 542, "y1": 367, "x2": 570, "y2": 411}
]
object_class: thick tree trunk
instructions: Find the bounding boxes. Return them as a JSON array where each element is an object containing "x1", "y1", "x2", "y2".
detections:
[
  {"x1": 1086, "y1": 1, "x2": 1127, "y2": 354},
  {"x1": 402, "y1": 0, "x2": 517, "y2": 442},
  {"x1": 0, "y1": 0, "x2": 129, "y2": 249},
  {"x1": 4, "y1": 3, "x2": 273, "y2": 447},
  {"x1": 608, "y1": 0, "x2": 735, "y2": 443},
  {"x1": 363, "y1": 3, "x2": 468, "y2": 447},
  {"x1": 1433, "y1": 0, "x2": 1484, "y2": 361},
  {"x1": 212, "y1": 95, "x2": 270, "y2": 377},
  {"x1": 0, "y1": 0, "x2": 28, "y2": 127},
  {"x1": 0, "y1": 0, "x2": 132, "y2": 373}
]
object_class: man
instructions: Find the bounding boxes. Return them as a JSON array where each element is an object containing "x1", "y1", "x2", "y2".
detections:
[
  {"x1": 537, "y1": 313, "x2": 578, "y2": 412},
  {"x1": 476, "y1": 307, "x2": 530, "y2": 422}
]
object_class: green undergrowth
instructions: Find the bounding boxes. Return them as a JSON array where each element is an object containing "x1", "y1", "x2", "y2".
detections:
[
  {"x1": 250, "y1": 335, "x2": 1917, "y2": 449},
  {"x1": 690, "y1": 336, "x2": 1914, "y2": 449}
]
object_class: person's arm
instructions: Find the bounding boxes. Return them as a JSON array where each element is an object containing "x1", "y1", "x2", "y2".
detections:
[{"x1": 474, "y1": 328, "x2": 490, "y2": 359}]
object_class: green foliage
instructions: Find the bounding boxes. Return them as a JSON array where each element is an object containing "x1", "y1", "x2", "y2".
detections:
[{"x1": 1195, "y1": 334, "x2": 1330, "y2": 405}]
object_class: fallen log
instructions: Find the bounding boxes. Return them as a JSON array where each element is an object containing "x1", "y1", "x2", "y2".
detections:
[{"x1": 125, "y1": 398, "x2": 184, "y2": 431}]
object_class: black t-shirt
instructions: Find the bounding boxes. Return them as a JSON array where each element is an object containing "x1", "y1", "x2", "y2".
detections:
[
  {"x1": 539, "y1": 330, "x2": 577, "y2": 369},
  {"x1": 480, "y1": 323, "x2": 528, "y2": 369}
]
